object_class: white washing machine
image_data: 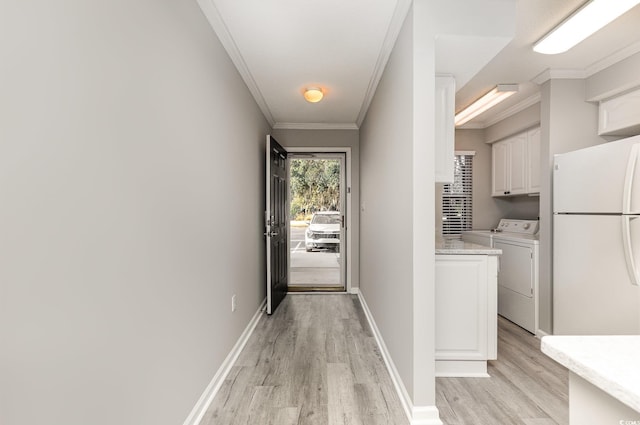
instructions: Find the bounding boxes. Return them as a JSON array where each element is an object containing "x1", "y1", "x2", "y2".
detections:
[{"x1": 462, "y1": 219, "x2": 539, "y2": 334}]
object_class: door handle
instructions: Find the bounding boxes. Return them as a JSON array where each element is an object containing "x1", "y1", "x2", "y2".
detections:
[
  {"x1": 623, "y1": 144, "x2": 640, "y2": 214},
  {"x1": 622, "y1": 215, "x2": 640, "y2": 286}
]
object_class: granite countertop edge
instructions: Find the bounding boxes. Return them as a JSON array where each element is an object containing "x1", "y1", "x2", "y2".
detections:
[{"x1": 541, "y1": 335, "x2": 640, "y2": 413}]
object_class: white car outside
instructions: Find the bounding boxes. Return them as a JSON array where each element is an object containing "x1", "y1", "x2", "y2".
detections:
[{"x1": 305, "y1": 211, "x2": 341, "y2": 252}]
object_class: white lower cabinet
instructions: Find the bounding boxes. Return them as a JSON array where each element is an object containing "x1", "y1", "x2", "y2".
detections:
[{"x1": 435, "y1": 254, "x2": 498, "y2": 377}]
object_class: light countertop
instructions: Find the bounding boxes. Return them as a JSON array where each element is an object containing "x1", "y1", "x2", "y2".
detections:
[
  {"x1": 435, "y1": 237, "x2": 502, "y2": 255},
  {"x1": 541, "y1": 335, "x2": 640, "y2": 413}
]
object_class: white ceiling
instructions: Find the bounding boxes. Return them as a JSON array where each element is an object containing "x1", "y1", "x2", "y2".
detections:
[{"x1": 197, "y1": 0, "x2": 640, "y2": 130}]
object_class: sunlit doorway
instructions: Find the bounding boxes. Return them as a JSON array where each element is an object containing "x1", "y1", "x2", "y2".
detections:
[{"x1": 287, "y1": 153, "x2": 346, "y2": 292}]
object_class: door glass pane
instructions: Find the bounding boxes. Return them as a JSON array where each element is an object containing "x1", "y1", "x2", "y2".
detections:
[{"x1": 289, "y1": 158, "x2": 342, "y2": 289}]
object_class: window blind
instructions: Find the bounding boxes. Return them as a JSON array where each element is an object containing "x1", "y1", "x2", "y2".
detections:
[{"x1": 442, "y1": 154, "x2": 473, "y2": 235}]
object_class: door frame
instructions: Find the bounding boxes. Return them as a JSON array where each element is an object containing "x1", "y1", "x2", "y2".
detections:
[{"x1": 286, "y1": 147, "x2": 353, "y2": 293}]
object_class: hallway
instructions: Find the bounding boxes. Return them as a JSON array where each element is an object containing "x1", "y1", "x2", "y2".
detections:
[
  {"x1": 202, "y1": 294, "x2": 569, "y2": 425},
  {"x1": 201, "y1": 294, "x2": 408, "y2": 425}
]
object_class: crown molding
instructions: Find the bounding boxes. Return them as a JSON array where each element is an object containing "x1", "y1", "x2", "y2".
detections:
[
  {"x1": 585, "y1": 39, "x2": 640, "y2": 78},
  {"x1": 531, "y1": 40, "x2": 640, "y2": 87},
  {"x1": 483, "y1": 92, "x2": 541, "y2": 128},
  {"x1": 455, "y1": 93, "x2": 541, "y2": 130},
  {"x1": 355, "y1": 0, "x2": 412, "y2": 127},
  {"x1": 456, "y1": 122, "x2": 485, "y2": 130},
  {"x1": 273, "y1": 122, "x2": 360, "y2": 131},
  {"x1": 531, "y1": 68, "x2": 587, "y2": 85},
  {"x1": 196, "y1": 0, "x2": 275, "y2": 127}
]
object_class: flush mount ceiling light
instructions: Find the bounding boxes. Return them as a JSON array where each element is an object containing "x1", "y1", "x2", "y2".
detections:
[
  {"x1": 303, "y1": 88, "x2": 324, "y2": 103},
  {"x1": 454, "y1": 84, "x2": 519, "y2": 127},
  {"x1": 533, "y1": 0, "x2": 640, "y2": 55}
]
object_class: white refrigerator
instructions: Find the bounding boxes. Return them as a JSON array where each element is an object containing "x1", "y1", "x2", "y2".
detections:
[{"x1": 553, "y1": 134, "x2": 640, "y2": 335}]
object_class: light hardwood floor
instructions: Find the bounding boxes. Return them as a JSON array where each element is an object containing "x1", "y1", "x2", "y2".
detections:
[
  {"x1": 202, "y1": 295, "x2": 568, "y2": 425},
  {"x1": 437, "y1": 316, "x2": 569, "y2": 425},
  {"x1": 202, "y1": 294, "x2": 409, "y2": 425}
]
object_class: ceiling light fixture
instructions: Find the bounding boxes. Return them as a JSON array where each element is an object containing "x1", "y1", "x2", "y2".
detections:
[
  {"x1": 303, "y1": 88, "x2": 324, "y2": 103},
  {"x1": 533, "y1": 0, "x2": 640, "y2": 55},
  {"x1": 454, "y1": 84, "x2": 519, "y2": 127}
]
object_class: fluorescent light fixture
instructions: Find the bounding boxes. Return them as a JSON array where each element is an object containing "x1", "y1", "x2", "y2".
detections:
[
  {"x1": 454, "y1": 84, "x2": 518, "y2": 127},
  {"x1": 533, "y1": 0, "x2": 640, "y2": 54},
  {"x1": 303, "y1": 87, "x2": 324, "y2": 103}
]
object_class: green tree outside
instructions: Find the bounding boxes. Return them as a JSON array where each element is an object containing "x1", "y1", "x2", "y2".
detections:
[{"x1": 290, "y1": 159, "x2": 340, "y2": 220}]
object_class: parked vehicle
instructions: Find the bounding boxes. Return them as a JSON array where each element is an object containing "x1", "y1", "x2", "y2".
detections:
[{"x1": 305, "y1": 211, "x2": 341, "y2": 252}]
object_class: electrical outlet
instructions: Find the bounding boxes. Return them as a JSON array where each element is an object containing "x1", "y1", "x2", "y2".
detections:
[{"x1": 231, "y1": 295, "x2": 237, "y2": 312}]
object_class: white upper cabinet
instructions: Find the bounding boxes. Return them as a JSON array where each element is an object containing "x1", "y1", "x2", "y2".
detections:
[
  {"x1": 491, "y1": 126, "x2": 540, "y2": 197},
  {"x1": 492, "y1": 140, "x2": 509, "y2": 195},
  {"x1": 435, "y1": 75, "x2": 456, "y2": 183},
  {"x1": 508, "y1": 132, "x2": 528, "y2": 195},
  {"x1": 599, "y1": 88, "x2": 640, "y2": 137}
]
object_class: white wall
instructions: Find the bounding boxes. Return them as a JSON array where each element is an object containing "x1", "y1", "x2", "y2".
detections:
[
  {"x1": 272, "y1": 129, "x2": 360, "y2": 289},
  {"x1": 0, "y1": 2, "x2": 270, "y2": 425}
]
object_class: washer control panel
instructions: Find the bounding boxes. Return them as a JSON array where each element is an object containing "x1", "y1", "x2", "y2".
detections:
[{"x1": 494, "y1": 219, "x2": 539, "y2": 235}]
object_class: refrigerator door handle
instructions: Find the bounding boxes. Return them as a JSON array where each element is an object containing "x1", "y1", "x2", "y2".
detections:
[
  {"x1": 622, "y1": 144, "x2": 640, "y2": 214},
  {"x1": 622, "y1": 216, "x2": 640, "y2": 286}
]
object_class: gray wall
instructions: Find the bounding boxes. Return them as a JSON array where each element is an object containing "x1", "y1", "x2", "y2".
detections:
[
  {"x1": 454, "y1": 129, "x2": 507, "y2": 229},
  {"x1": 485, "y1": 103, "x2": 541, "y2": 143},
  {"x1": 539, "y1": 78, "x2": 603, "y2": 335},
  {"x1": 360, "y1": 2, "x2": 437, "y2": 409},
  {"x1": 360, "y1": 7, "x2": 416, "y2": 399},
  {"x1": 0, "y1": 2, "x2": 270, "y2": 425},
  {"x1": 272, "y1": 129, "x2": 360, "y2": 289},
  {"x1": 586, "y1": 51, "x2": 640, "y2": 101}
]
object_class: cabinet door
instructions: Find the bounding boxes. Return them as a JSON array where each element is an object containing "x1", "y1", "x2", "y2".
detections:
[
  {"x1": 508, "y1": 133, "x2": 528, "y2": 195},
  {"x1": 492, "y1": 141, "x2": 509, "y2": 196},
  {"x1": 527, "y1": 127, "x2": 541, "y2": 193},
  {"x1": 435, "y1": 255, "x2": 488, "y2": 360},
  {"x1": 599, "y1": 88, "x2": 640, "y2": 137}
]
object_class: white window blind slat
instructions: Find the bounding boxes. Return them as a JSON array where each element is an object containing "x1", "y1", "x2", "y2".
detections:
[{"x1": 442, "y1": 154, "x2": 473, "y2": 235}]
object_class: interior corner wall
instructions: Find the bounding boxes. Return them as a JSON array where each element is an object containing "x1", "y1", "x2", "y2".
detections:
[
  {"x1": 271, "y1": 129, "x2": 360, "y2": 289},
  {"x1": 539, "y1": 78, "x2": 603, "y2": 335},
  {"x1": 359, "y1": 6, "x2": 416, "y2": 401},
  {"x1": 0, "y1": 2, "x2": 270, "y2": 425}
]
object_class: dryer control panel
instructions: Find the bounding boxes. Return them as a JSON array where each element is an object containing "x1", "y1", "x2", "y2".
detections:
[{"x1": 493, "y1": 219, "x2": 539, "y2": 235}]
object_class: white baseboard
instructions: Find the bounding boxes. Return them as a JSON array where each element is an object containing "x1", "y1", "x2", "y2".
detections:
[
  {"x1": 536, "y1": 328, "x2": 550, "y2": 339},
  {"x1": 356, "y1": 292, "x2": 442, "y2": 425},
  {"x1": 182, "y1": 298, "x2": 266, "y2": 425},
  {"x1": 349, "y1": 287, "x2": 359, "y2": 295},
  {"x1": 411, "y1": 406, "x2": 444, "y2": 425}
]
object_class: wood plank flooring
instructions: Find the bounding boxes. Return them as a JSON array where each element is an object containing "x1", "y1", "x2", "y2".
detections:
[
  {"x1": 202, "y1": 295, "x2": 568, "y2": 425},
  {"x1": 201, "y1": 294, "x2": 409, "y2": 425},
  {"x1": 437, "y1": 316, "x2": 569, "y2": 425}
]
